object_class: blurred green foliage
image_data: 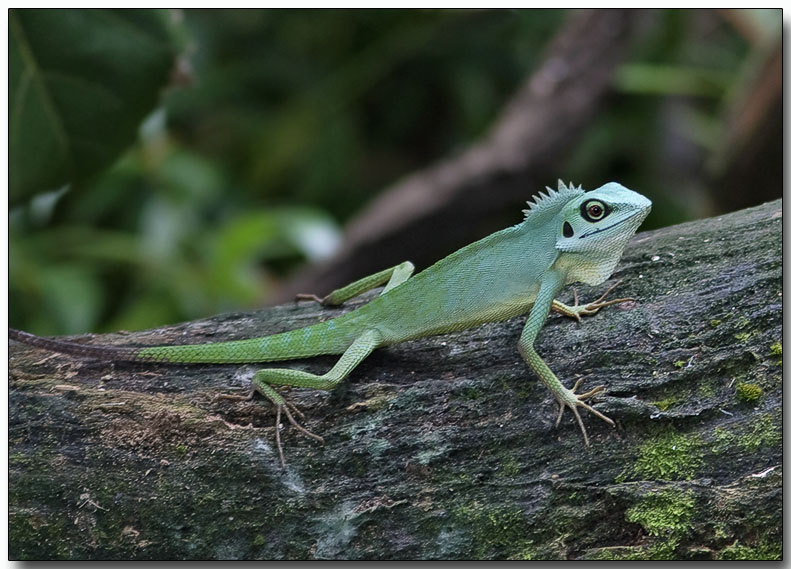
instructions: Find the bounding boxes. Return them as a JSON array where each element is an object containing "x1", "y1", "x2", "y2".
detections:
[
  {"x1": 10, "y1": 9, "x2": 178, "y2": 202},
  {"x1": 165, "y1": 9, "x2": 564, "y2": 219},
  {"x1": 8, "y1": 9, "x2": 780, "y2": 335}
]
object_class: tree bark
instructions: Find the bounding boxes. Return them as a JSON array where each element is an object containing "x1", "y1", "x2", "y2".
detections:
[{"x1": 9, "y1": 199, "x2": 781, "y2": 560}]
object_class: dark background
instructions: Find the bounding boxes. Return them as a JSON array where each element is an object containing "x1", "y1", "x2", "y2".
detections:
[{"x1": 9, "y1": 9, "x2": 782, "y2": 335}]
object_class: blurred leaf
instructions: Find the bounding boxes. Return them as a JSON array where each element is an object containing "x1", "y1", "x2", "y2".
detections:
[
  {"x1": 615, "y1": 64, "x2": 734, "y2": 97},
  {"x1": 9, "y1": 9, "x2": 178, "y2": 202},
  {"x1": 248, "y1": 14, "x2": 442, "y2": 191},
  {"x1": 14, "y1": 264, "x2": 105, "y2": 335},
  {"x1": 38, "y1": 266, "x2": 105, "y2": 334},
  {"x1": 108, "y1": 294, "x2": 182, "y2": 334},
  {"x1": 281, "y1": 210, "x2": 342, "y2": 262},
  {"x1": 206, "y1": 208, "x2": 341, "y2": 309},
  {"x1": 18, "y1": 226, "x2": 142, "y2": 264},
  {"x1": 9, "y1": 224, "x2": 142, "y2": 332}
]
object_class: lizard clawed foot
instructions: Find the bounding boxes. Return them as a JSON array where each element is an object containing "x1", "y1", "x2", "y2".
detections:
[
  {"x1": 214, "y1": 389, "x2": 310, "y2": 412},
  {"x1": 553, "y1": 377, "x2": 614, "y2": 446},
  {"x1": 582, "y1": 280, "x2": 635, "y2": 314},
  {"x1": 554, "y1": 280, "x2": 635, "y2": 323},
  {"x1": 273, "y1": 403, "x2": 324, "y2": 469},
  {"x1": 217, "y1": 385, "x2": 324, "y2": 468}
]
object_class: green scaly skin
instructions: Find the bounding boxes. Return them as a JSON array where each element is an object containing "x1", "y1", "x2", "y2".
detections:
[{"x1": 9, "y1": 181, "x2": 652, "y2": 466}]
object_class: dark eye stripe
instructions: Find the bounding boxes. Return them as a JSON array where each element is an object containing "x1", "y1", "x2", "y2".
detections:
[{"x1": 579, "y1": 210, "x2": 640, "y2": 239}]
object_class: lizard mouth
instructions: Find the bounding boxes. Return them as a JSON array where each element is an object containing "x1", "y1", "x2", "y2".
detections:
[{"x1": 578, "y1": 209, "x2": 647, "y2": 240}]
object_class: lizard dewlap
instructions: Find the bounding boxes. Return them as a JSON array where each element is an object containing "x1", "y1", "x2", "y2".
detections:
[{"x1": 9, "y1": 180, "x2": 651, "y2": 467}]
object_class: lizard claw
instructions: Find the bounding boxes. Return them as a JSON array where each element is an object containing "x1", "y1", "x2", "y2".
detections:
[
  {"x1": 554, "y1": 280, "x2": 635, "y2": 322},
  {"x1": 571, "y1": 377, "x2": 606, "y2": 400},
  {"x1": 578, "y1": 280, "x2": 635, "y2": 315},
  {"x1": 222, "y1": 382, "x2": 324, "y2": 469},
  {"x1": 274, "y1": 403, "x2": 324, "y2": 469},
  {"x1": 553, "y1": 377, "x2": 614, "y2": 446},
  {"x1": 567, "y1": 289, "x2": 583, "y2": 322},
  {"x1": 294, "y1": 293, "x2": 326, "y2": 305}
]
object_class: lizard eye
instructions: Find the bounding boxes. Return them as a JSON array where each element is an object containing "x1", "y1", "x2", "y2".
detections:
[{"x1": 581, "y1": 199, "x2": 609, "y2": 222}]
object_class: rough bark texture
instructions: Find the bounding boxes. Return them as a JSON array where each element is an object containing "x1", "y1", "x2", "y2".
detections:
[{"x1": 9, "y1": 199, "x2": 782, "y2": 560}]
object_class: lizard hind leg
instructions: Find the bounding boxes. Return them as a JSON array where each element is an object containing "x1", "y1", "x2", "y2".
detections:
[
  {"x1": 251, "y1": 329, "x2": 383, "y2": 467},
  {"x1": 553, "y1": 377, "x2": 614, "y2": 446},
  {"x1": 253, "y1": 381, "x2": 324, "y2": 468},
  {"x1": 296, "y1": 261, "x2": 414, "y2": 306}
]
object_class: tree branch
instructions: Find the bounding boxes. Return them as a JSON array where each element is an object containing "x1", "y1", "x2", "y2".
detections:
[{"x1": 10, "y1": 199, "x2": 781, "y2": 560}]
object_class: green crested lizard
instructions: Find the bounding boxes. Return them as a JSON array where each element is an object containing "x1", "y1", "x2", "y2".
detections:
[{"x1": 10, "y1": 181, "x2": 651, "y2": 466}]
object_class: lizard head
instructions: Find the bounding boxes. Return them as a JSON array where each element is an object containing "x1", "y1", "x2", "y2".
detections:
[{"x1": 554, "y1": 182, "x2": 652, "y2": 285}]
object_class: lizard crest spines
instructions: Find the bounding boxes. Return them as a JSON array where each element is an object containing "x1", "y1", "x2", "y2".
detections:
[{"x1": 522, "y1": 180, "x2": 585, "y2": 220}]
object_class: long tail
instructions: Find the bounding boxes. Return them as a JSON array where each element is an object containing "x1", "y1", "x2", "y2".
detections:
[
  {"x1": 9, "y1": 328, "x2": 141, "y2": 361},
  {"x1": 9, "y1": 319, "x2": 358, "y2": 365}
]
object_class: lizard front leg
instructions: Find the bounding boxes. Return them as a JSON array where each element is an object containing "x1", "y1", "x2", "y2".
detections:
[{"x1": 518, "y1": 271, "x2": 615, "y2": 445}]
